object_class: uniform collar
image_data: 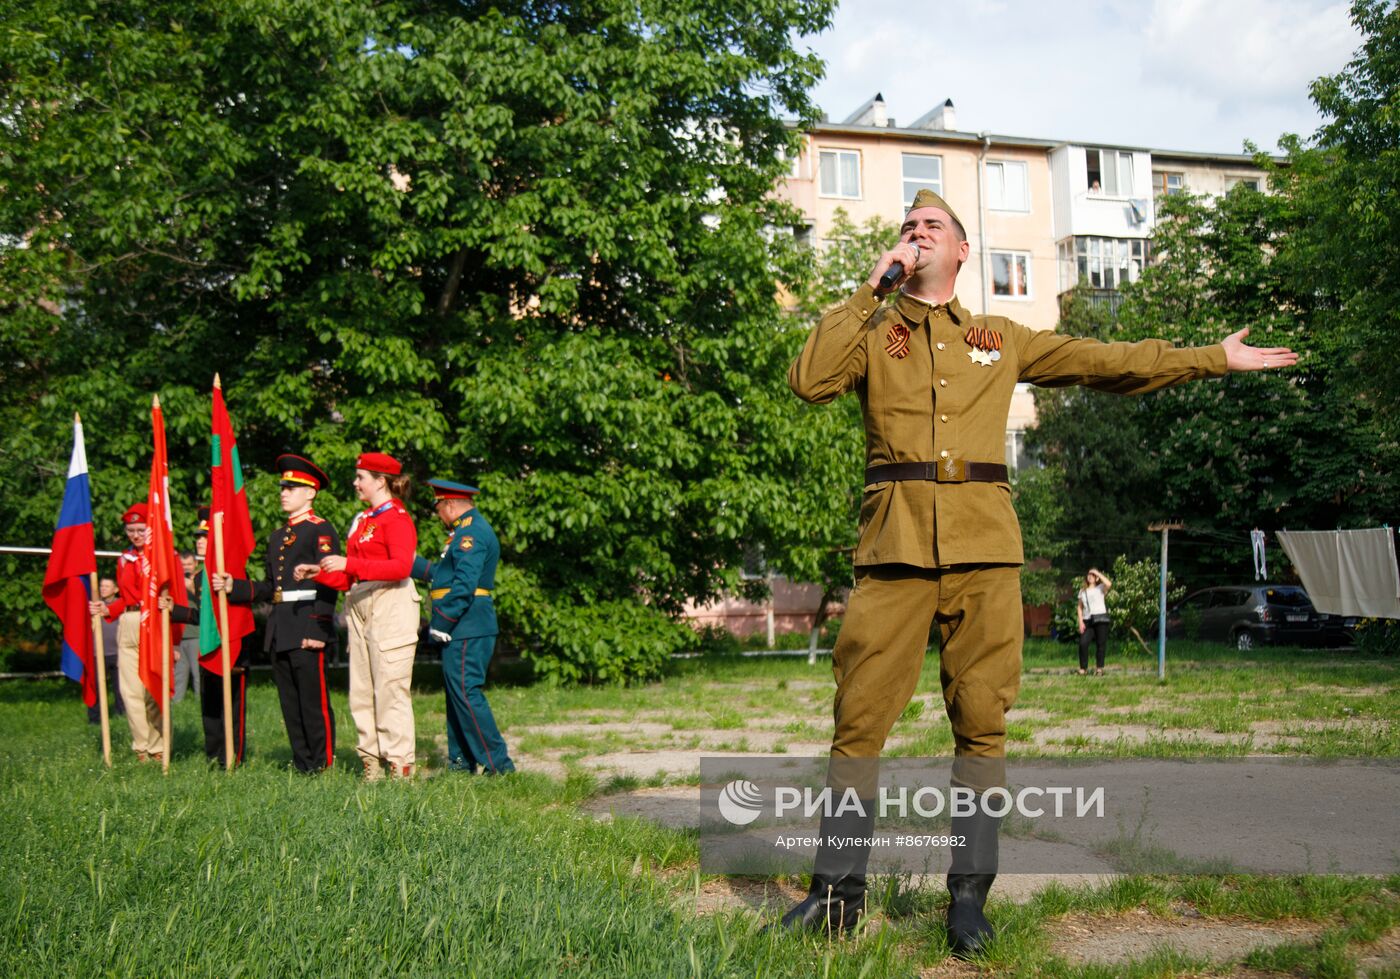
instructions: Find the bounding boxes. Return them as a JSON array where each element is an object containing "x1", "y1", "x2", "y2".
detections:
[
  {"x1": 451, "y1": 512, "x2": 474, "y2": 529},
  {"x1": 895, "y1": 291, "x2": 967, "y2": 326},
  {"x1": 288, "y1": 508, "x2": 316, "y2": 526},
  {"x1": 366, "y1": 500, "x2": 395, "y2": 518}
]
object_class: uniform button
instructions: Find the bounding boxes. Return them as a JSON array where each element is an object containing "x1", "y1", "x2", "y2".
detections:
[
  {"x1": 936, "y1": 342, "x2": 945, "y2": 350},
  {"x1": 941, "y1": 414, "x2": 949, "y2": 422},
  {"x1": 940, "y1": 450, "x2": 949, "y2": 459},
  {"x1": 939, "y1": 378, "x2": 948, "y2": 387}
]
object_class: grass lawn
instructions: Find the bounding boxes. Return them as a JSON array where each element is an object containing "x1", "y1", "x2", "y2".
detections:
[{"x1": 1, "y1": 639, "x2": 1397, "y2": 977}]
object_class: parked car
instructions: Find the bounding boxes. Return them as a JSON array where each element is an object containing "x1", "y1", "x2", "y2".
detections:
[{"x1": 1163, "y1": 585, "x2": 1358, "y2": 650}]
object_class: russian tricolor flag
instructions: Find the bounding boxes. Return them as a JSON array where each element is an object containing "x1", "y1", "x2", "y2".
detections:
[{"x1": 43, "y1": 415, "x2": 98, "y2": 707}]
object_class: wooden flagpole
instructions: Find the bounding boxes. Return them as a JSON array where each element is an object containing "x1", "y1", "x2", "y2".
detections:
[
  {"x1": 89, "y1": 571, "x2": 112, "y2": 768},
  {"x1": 160, "y1": 597, "x2": 171, "y2": 774},
  {"x1": 213, "y1": 512, "x2": 235, "y2": 769}
]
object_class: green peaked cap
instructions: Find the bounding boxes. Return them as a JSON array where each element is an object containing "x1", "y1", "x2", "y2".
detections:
[{"x1": 906, "y1": 188, "x2": 965, "y2": 236}]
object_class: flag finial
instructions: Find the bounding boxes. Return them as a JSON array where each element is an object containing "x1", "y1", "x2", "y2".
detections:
[
  {"x1": 152, "y1": 394, "x2": 161, "y2": 408},
  {"x1": 214, "y1": 373, "x2": 222, "y2": 389},
  {"x1": 74, "y1": 411, "x2": 81, "y2": 424}
]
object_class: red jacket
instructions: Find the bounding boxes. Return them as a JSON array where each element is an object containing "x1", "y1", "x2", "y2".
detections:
[
  {"x1": 317, "y1": 499, "x2": 418, "y2": 590},
  {"x1": 106, "y1": 547, "x2": 144, "y2": 620}
]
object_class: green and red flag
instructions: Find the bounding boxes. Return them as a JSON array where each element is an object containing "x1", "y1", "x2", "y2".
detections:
[
  {"x1": 200, "y1": 376, "x2": 256, "y2": 670},
  {"x1": 139, "y1": 395, "x2": 187, "y2": 701}
]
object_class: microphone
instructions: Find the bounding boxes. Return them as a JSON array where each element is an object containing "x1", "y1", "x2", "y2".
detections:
[{"x1": 877, "y1": 243, "x2": 919, "y2": 292}]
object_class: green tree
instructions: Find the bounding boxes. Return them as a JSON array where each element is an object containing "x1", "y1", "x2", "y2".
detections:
[
  {"x1": 1281, "y1": 0, "x2": 1400, "y2": 439},
  {"x1": 1024, "y1": 289, "x2": 1160, "y2": 581},
  {"x1": 1105, "y1": 555, "x2": 1184, "y2": 652},
  {"x1": 1028, "y1": 185, "x2": 1400, "y2": 591},
  {"x1": 763, "y1": 209, "x2": 894, "y2": 655},
  {"x1": 0, "y1": 0, "x2": 835, "y2": 681}
]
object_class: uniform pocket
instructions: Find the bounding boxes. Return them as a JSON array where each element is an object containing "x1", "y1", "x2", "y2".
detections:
[{"x1": 380, "y1": 641, "x2": 417, "y2": 664}]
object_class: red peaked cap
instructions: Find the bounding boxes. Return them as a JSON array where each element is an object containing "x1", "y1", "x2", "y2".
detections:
[
  {"x1": 356, "y1": 451, "x2": 402, "y2": 476},
  {"x1": 123, "y1": 503, "x2": 149, "y2": 525}
]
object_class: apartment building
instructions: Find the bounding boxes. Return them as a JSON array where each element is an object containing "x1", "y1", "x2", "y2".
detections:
[{"x1": 775, "y1": 94, "x2": 1273, "y2": 474}]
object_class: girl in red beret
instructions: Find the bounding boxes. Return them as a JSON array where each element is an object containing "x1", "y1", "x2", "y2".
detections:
[{"x1": 299, "y1": 452, "x2": 420, "y2": 780}]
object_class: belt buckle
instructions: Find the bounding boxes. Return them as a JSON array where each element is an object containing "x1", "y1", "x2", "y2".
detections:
[
  {"x1": 273, "y1": 588, "x2": 282, "y2": 603},
  {"x1": 937, "y1": 458, "x2": 964, "y2": 483}
]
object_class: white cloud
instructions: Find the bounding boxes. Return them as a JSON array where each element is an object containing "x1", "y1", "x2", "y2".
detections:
[
  {"x1": 1142, "y1": 0, "x2": 1359, "y2": 103},
  {"x1": 801, "y1": 0, "x2": 1360, "y2": 152}
]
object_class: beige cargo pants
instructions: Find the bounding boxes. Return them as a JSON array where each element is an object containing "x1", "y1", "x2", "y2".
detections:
[
  {"x1": 116, "y1": 610, "x2": 164, "y2": 757},
  {"x1": 345, "y1": 579, "x2": 420, "y2": 774}
]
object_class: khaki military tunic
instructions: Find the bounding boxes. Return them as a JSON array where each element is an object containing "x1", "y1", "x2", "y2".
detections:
[
  {"x1": 790, "y1": 284, "x2": 1228, "y2": 568},
  {"x1": 790, "y1": 284, "x2": 1229, "y2": 780}
]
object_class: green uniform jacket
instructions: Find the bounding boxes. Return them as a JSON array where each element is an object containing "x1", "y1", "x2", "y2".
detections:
[
  {"x1": 789, "y1": 284, "x2": 1229, "y2": 569},
  {"x1": 410, "y1": 509, "x2": 499, "y2": 639}
]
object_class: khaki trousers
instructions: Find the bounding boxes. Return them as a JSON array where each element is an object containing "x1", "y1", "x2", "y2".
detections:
[
  {"x1": 117, "y1": 611, "x2": 163, "y2": 756},
  {"x1": 346, "y1": 579, "x2": 420, "y2": 769},
  {"x1": 830, "y1": 564, "x2": 1021, "y2": 791}
]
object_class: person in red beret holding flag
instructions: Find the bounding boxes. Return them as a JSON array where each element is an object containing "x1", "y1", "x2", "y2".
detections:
[
  {"x1": 89, "y1": 503, "x2": 165, "y2": 761},
  {"x1": 298, "y1": 452, "x2": 420, "y2": 780}
]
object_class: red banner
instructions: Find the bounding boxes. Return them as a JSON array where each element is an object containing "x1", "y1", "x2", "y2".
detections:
[{"x1": 138, "y1": 397, "x2": 187, "y2": 703}]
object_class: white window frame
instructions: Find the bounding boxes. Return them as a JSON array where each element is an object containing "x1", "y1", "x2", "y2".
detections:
[
  {"x1": 901, "y1": 152, "x2": 943, "y2": 206},
  {"x1": 817, "y1": 148, "x2": 861, "y2": 199},
  {"x1": 985, "y1": 160, "x2": 1029, "y2": 212},
  {"x1": 1066, "y1": 236, "x2": 1148, "y2": 291},
  {"x1": 1086, "y1": 148, "x2": 1134, "y2": 197},
  {"x1": 990, "y1": 249, "x2": 1033, "y2": 300}
]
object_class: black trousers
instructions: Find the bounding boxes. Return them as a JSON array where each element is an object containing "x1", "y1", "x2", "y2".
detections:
[
  {"x1": 199, "y1": 664, "x2": 248, "y2": 767},
  {"x1": 1078, "y1": 618, "x2": 1109, "y2": 670},
  {"x1": 272, "y1": 646, "x2": 336, "y2": 773}
]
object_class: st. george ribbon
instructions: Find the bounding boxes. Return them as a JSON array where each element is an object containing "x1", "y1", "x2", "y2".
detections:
[{"x1": 878, "y1": 243, "x2": 920, "y2": 292}]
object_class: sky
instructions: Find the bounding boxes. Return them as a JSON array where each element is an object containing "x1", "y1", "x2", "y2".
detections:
[{"x1": 800, "y1": 0, "x2": 1363, "y2": 154}]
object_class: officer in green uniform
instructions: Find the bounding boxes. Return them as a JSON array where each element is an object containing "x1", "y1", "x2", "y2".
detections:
[
  {"x1": 411, "y1": 479, "x2": 514, "y2": 774},
  {"x1": 777, "y1": 189, "x2": 1298, "y2": 952}
]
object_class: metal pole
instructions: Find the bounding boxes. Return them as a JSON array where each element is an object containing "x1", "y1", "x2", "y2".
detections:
[
  {"x1": 1158, "y1": 527, "x2": 1169, "y2": 680},
  {"x1": 0, "y1": 546, "x2": 124, "y2": 557}
]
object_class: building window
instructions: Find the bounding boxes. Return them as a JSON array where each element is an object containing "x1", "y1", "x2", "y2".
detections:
[
  {"x1": 818, "y1": 149, "x2": 861, "y2": 199},
  {"x1": 991, "y1": 250, "x2": 1031, "y2": 298},
  {"x1": 1057, "y1": 236, "x2": 1149, "y2": 292},
  {"x1": 1005, "y1": 429, "x2": 1034, "y2": 474},
  {"x1": 1226, "y1": 176, "x2": 1261, "y2": 192},
  {"x1": 1087, "y1": 148, "x2": 1134, "y2": 196},
  {"x1": 901, "y1": 153, "x2": 943, "y2": 205},
  {"x1": 1153, "y1": 171, "x2": 1185, "y2": 197},
  {"x1": 986, "y1": 160, "x2": 1029, "y2": 211}
]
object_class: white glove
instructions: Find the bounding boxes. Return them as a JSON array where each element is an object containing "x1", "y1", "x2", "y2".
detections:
[{"x1": 429, "y1": 629, "x2": 452, "y2": 644}]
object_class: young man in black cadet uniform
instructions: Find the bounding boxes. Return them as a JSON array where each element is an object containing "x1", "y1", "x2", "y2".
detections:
[
  {"x1": 164, "y1": 505, "x2": 252, "y2": 767},
  {"x1": 211, "y1": 455, "x2": 341, "y2": 773}
]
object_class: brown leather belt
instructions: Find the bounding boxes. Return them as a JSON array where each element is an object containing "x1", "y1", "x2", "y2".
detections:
[{"x1": 865, "y1": 461, "x2": 1009, "y2": 485}]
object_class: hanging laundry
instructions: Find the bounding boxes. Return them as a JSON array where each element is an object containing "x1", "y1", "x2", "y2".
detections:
[
  {"x1": 1250, "y1": 528, "x2": 1267, "y2": 580},
  {"x1": 1276, "y1": 528, "x2": 1400, "y2": 618}
]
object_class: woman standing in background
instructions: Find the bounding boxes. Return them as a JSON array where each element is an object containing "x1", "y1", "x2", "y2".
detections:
[
  {"x1": 1077, "y1": 568, "x2": 1113, "y2": 676},
  {"x1": 301, "y1": 453, "x2": 420, "y2": 780}
]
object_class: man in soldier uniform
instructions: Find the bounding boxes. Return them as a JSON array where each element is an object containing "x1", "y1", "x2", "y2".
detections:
[
  {"x1": 211, "y1": 454, "x2": 341, "y2": 772},
  {"x1": 778, "y1": 189, "x2": 1297, "y2": 953},
  {"x1": 411, "y1": 479, "x2": 513, "y2": 774}
]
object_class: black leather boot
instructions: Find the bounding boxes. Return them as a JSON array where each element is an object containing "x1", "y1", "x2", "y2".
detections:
[
  {"x1": 770, "y1": 804, "x2": 875, "y2": 936},
  {"x1": 946, "y1": 803, "x2": 1001, "y2": 958}
]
